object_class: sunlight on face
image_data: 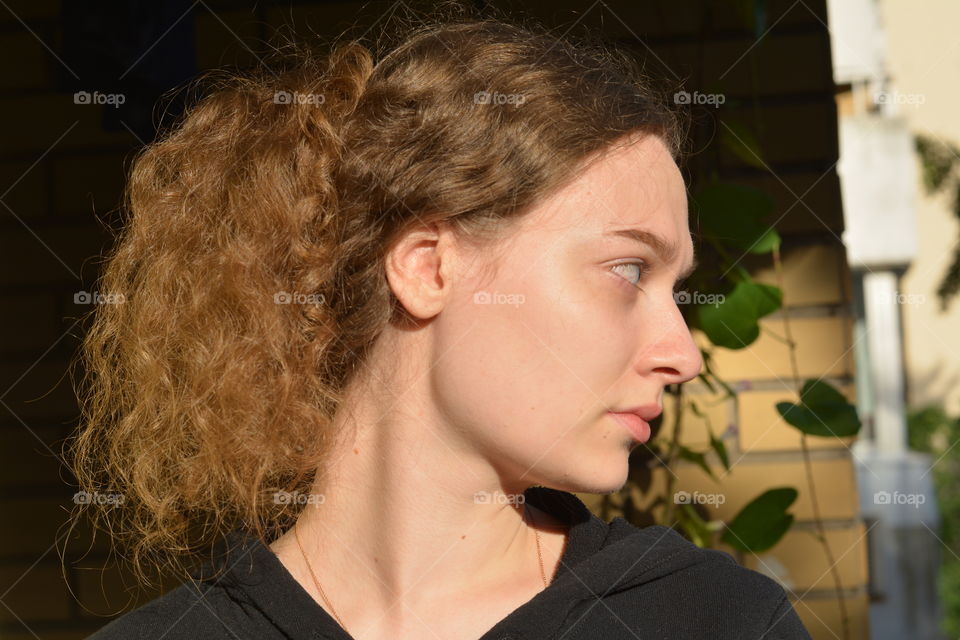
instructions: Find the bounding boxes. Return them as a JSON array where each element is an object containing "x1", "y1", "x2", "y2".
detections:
[{"x1": 431, "y1": 133, "x2": 703, "y2": 494}]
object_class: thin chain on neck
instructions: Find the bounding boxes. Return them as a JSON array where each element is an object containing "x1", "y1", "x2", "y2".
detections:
[
  {"x1": 294, "y1": 524, "x2": 350, "y2": 632},
  {"x1": 292, "y1": 504, "x2": 549, "y2": 635},
  {"x1": 529, "y1": 502, "x2": 549, "y2": 588}
]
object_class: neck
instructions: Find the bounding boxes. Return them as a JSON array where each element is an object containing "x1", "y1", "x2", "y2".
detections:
[{"x1": 269, "y1": 356, "x2": 566, "y2": 625}]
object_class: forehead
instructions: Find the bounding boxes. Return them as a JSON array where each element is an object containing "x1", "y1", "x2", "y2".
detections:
[{"x1": 520, "y1": 135, "x2": 691, "y2": 250}]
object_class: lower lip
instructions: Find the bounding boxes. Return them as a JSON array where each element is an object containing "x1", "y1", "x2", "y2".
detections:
[{"x1": 608, "y1": 412, "x2": 651, "y2": 443}]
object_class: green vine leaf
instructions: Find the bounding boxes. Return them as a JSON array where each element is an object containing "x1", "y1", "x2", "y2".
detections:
[
  {"x1": 696, "y1": 280, "x2": 782, "y2": 349},
  {"x1": 776, "y1": 379, "x2": 862, "y2": 437},
  {"x1": 678, "y1": 502, "x2": 712, "y2": 548},
  {"x1": 701, "y1": 351, "x2": 737, "y2": 398},
  {"x1": 720, "y1": 120, "x2": 766, "y2": 169},
  {"x1": 725, "y1": 0, "x2": 769, "y2": 38},
  {"x1": 697, "y1": 372, "x2": 717, "y2": 393},
  {"x1": 677, "y1": 445, "x2": 718, "y2": 482},
  {"x1": 688, "y1": 400, "x2": 732, "y2": 472},
  {"x1": 915, "y1": 134, "x2": 959, "y2": 192},
  {"x1": 721, "y1": 487, "x2": 797, "y2": 553},
  {"x1": 693, "y1": 182, "x2": 781, "y2": 254},
  {"x1": 913, "y1": 134, "x2": 960, "y2": 310},
  {"x1": 709, "y1": 428, "x2": 731, "y2": 471}
]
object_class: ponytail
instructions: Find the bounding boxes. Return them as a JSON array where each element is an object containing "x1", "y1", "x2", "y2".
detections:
[{"x1": 71, "y1": 40, "x2": 373, "y2": 584}]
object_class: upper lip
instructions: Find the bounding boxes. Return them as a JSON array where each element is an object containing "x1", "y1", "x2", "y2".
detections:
[{"x1": 609, "y1": 404, "x2": 662, "y2": 422}]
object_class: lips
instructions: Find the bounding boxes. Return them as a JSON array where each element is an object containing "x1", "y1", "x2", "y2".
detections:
[
  {"x1": 607, "y1": 403, "x2": 660, "y2": 443},
  {"x1": 612, "y1": 403, "x2": 662, "y2": 422},
  {"x1": 608, "y1": 411, "x2": 652, "y2": 443}
]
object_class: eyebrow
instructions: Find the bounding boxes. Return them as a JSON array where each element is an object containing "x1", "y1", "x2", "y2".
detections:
[{"x1": 604, "y1": 228, "x2": 698, "y2": 282}]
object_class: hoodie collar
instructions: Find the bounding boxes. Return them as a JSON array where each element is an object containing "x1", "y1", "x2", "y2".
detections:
[
  {"x1": 194, "y1": 487, "x2": 704, "y2": 640},
  {"x1": 481, "y1": 487, "x2": 705, "y2": 640}
]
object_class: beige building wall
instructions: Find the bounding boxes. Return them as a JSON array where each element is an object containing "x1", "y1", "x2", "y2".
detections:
[{"x1": 879, "y1": 0, "x2": 960, "y2": 415}]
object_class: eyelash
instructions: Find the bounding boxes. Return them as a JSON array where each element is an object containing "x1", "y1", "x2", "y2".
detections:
[
  {"x1": 610, "y1": 261, "x2": 689, "y2": 294},
  {"x1": 610, "y1": 261, "x2": 648, "y2": 289}
]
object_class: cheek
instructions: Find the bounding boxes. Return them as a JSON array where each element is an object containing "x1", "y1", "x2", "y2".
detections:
[
  {"x1": 526, "y1": 271, "x2": 637, "y2": 398},
  {"x1": 429, "y1": 257, "x2": 638, "y2": 447}
]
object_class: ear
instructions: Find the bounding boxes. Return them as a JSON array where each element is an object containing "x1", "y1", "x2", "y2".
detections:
[{"x1": 384, "y1": 223, "x2": 458, "y2": 320}]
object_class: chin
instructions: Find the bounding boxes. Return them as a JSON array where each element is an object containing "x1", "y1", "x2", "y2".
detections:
[{"x1": 533, "y1": 450, "x2": 632, "y2": 496}]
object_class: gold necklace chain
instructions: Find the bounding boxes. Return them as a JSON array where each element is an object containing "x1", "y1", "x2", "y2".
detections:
[
  {"x1": 292, "y1": 503, "x2": 548, "y2": 635},
  {"x1": 294, "y1": 523, "x2": 349, "y2": 631}
]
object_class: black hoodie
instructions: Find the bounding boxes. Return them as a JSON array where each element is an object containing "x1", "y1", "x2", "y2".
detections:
[{"x1": 88, "y1": 486, "x2": 812, "y2": 639}]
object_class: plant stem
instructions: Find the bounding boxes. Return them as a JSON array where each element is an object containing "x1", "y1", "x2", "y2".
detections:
[
  {"x1": 773, "y1": 244, "x2": 850, "y2": 640},
  {"x1": 662, "y1": 385, "x2": 685, "y2": 526}
]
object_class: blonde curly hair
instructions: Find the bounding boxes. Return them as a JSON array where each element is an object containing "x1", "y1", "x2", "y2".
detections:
[{"x1": 69, "y1": 8, "x2": 686, "y2": 585}]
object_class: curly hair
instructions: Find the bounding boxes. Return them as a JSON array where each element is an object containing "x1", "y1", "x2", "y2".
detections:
[{"x1": 68, "y1": 8, "x2": 687, "y2": 585}]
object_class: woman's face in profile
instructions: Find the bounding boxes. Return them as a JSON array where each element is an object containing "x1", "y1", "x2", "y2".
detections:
[{"x1": 429, "y1": 134, "x2": 703, "y2": 494}]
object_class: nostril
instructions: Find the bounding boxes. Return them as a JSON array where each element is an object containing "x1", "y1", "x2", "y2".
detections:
[{"x1": 652, "y1": 366, "x2": 681, "y2": 377}]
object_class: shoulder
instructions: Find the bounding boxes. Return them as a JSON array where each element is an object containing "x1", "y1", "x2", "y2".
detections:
[
  {"x1": 660, "y1": 540, "x2": 811, "y2": 638},
  {"x1": 605, "y1": 521, "x2": 811, "y2": 638},
  {"x1": 703, "y1": 548, "x2": 810, "y2": 637},
  {"x1": 697, "y1": 545, "x2": 788, "y2": 597},
  {"x1": 86, "y1": 580, "x2": 245, "y2": 640},
  {"x1": 612, "y1": 520, "x2": 791, "y2": 600}
]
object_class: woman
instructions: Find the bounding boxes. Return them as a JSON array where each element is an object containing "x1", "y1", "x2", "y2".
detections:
[{"x1": 73, "y1": 12, "x2": 812, "y2": 640}]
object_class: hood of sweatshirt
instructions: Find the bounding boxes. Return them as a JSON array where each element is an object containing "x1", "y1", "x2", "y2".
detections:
[
  {"x1": 178, "y1": 485, "x2": 809, "y2": 640},
  {"x1": 475, "y1": 486, "x2": 743, "y2": 640}
]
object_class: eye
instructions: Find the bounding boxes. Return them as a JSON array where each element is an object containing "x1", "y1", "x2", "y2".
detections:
[{"x1": 610, "y1": 261, "x2": 647, "y2": 288}]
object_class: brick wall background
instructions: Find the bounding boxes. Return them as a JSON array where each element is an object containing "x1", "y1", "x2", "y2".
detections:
[{"x1": 0, "y1": 1, "x2": 868, "y2": 638}]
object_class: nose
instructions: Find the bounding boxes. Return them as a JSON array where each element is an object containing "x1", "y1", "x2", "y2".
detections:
[{"x1": 636, "y1": 301, "x2": 703, "y2": 385}]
